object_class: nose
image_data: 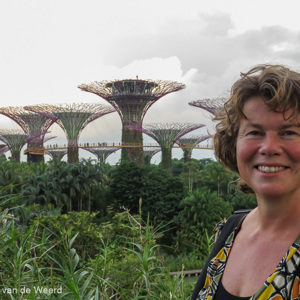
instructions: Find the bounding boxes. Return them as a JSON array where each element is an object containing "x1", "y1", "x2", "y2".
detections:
[{"x1": 258, "y1": 133, "x2": 282, "y2": 156}]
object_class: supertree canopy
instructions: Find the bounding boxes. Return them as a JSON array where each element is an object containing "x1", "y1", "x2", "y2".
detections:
[
  {"x1": 0, "y1": 106, "x2": 56, "y2": 163},
  {"x1": 0, "y1": 129, "x2": 29, "y2": 162},
  {"x1": 143, "y1": 147, "x2": 161, "y2": 165},
  {"x1": 188, "y1": 97, "x2": 227, "y2": 116},
  {"x1": 176, "y1": 134, "x2": 210, "y2": 163},
  {"x1": 83, "y1": 147, "x2": 120, "y2": 164},
  {"x1": 127, "y1": 123, "x2": 205, "y2": 172},
  {"x1": 46, "y1": 149, "x2": 67, "y2": 163},
  {"x1": 24, "y1": 103, "x2": 116, "y2": 163},
  {"x1": 78, "y1": 79, "x2": 186, "y2": 164}
]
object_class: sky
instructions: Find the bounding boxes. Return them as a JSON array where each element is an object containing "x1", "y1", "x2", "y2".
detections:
[{"x1": 1, "y1": 0, "x2": 300, "y2": 163}]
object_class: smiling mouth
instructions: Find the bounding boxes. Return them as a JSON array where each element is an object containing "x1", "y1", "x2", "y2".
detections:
[{"x1": 256, "y1": 166, "x2": 288, "y2": 173}]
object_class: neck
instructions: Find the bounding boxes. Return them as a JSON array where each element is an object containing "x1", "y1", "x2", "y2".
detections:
[{"x1": 254, "y1": 194, "x2": 300, "y2": 233}]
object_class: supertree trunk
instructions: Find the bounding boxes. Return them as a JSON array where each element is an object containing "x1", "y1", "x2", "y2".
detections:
[
  {"x1": 27, "y1": 136, "x2": 44, "y2": 163},
  {"x1": 144, "y1": 155, "x2": 151, "y2": 165},
  {"x1": 10, "y1": 150, "x2": 21, "y2": 162},
  {"x1": 161, "y1": 147, "x2": 172, "y2": 173},
  {"x1": 183, "y1": 148, "x2": 193, "y2": 163},
  {"x1": 121, "y1": 127, "x2": 144, "y2": 164},
  {"x1": 68, "y1": 139, "x2": 79, "y2": 163},
  {"x1": 27, "y1": 153, "x2": 44, "y2": 163}
]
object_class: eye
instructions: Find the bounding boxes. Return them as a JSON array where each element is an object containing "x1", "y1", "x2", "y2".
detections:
[
  {"x1": 247, "y1": 131, "x2": 263, "y2": 136},
  {"x1": 281, "y1": 130, "x2": 297, "y2": 136}
]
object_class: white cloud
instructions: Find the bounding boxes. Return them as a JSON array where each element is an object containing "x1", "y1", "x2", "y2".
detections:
[{"x1": 1, "y1": 0, "x2": 300, "y2": 163}]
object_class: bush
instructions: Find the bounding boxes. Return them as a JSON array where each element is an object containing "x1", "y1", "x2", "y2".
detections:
[
  {"x1": 32, "y1": 211, "x2": 103, "y2": 261},
  {"x1": 109, "y1": 162, "x2": 185, "y2": 230},
  {"x1": 177, "y1": 187, "x2": 233, "y2": 255}
]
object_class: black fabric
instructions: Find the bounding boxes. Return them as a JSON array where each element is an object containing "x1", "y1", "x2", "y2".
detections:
[
  {"x1": 214, "y1": 281, "x2": 251, "y2": 300},
  {"x1": 191, "y1": 210, "x2": 251, "y2": 300}
]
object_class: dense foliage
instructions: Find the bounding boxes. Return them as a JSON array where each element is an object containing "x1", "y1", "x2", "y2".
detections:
[
  {"x1": 110, "y1": 162, "x2": 184, "y2": 226},
  {"x1": 0, "y1": 154, "x2": 257, "y2": 298}
]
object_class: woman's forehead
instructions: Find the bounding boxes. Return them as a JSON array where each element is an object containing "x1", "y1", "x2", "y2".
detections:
[{"x1": 241, "y1": 96, "x2": 299, "y2": 118}]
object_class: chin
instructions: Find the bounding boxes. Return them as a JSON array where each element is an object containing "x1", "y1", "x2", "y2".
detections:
[{"x1": 254, "y1": 186, "x2": 288, "y2": 199}]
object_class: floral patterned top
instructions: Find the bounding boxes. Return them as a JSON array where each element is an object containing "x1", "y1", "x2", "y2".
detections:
[{"x1": 196, "y1": 224, "x2": 300, "y2": 300}]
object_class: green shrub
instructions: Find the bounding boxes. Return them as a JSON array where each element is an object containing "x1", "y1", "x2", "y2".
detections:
[
  {"x1": 177, "y1": 187, "x2": 233, "y2": 255},
  {"x1": 32, "y1": 211, "x2": 103, "y2": 261}
]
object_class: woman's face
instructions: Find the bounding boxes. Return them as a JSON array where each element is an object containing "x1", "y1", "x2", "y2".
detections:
[{"x1": 236, "y1": 96, "x2": 300, "y2": 200}]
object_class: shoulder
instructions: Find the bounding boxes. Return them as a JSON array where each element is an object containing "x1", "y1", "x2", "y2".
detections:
[{"x1": 214, "y1": 209, "x2": 252, "y2": 242}]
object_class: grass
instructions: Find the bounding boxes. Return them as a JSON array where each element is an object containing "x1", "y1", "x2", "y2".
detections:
[{"x1": 0, "y1": 198, "x2": 196, "y2": 299}]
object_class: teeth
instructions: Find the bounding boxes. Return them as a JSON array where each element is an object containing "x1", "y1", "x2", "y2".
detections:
[{"x1": 258, "y1": 166, "x2": 285, "y2": 173}]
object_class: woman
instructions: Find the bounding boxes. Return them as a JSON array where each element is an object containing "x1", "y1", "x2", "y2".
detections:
[{"x1": 192, "y1": 64, "x2": 300, "y2": 299}]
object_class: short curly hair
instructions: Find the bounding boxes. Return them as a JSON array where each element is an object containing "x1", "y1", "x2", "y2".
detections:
[{"x1": 213, "y1": 64, "x2": 300, "y2": 193}]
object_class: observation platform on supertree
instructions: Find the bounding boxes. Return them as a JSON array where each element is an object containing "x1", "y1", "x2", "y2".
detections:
[
  {"x1": 78, "y1": 78, "x2": 186, "y2": 164},
  {"x1": 189, "y1": 97, "x2": 227, "y2": 116}
]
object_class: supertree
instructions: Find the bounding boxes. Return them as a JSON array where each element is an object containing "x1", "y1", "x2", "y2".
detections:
[
  {"x1": 46, "y1": 149, "x2": 67, "y2": 163},
  {"x1": 188, "y1": 97, "x2": 227, "y2": 116},
  {"x1": 78, "y1": 79, "x2": 185, "y2": 164},
  {"x1": 82, "y1": 147, "x2": 120, "y2": 164},
  {"x1": 0, "y1": 129, "x2": 29, "y2": 162},
  {"x1": 0, "y1": 106, "x2": 56, "y2": 163},
  {"x1": 127, "y1": 123, "x2": 205, "y2": 173},
  {"x1": 176, "y1": 134, "x2": 210, "y2": 163},
  {"x1": 24, "y1": 103, "x2": 116, "y2": 163},
  {"x1": 143, "y1": 147, "x2": 161, "y2": 165}
]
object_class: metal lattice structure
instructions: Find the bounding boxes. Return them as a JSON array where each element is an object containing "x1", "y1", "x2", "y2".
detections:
[
  {"x1": 24, "y1": 103, "x2": 116, "y2": 163},
  {"x1": 143, "y1": 147, "x2": 161, "y2": 165},
  {"x1": 44, "y1": 136, "x2": 56, "y2": 144},
  {"x1": 78, "y1": 79, "x2": 186, "y2": 164},
  {"x1": 127, "y1": 123, "x2": 205, "y2": 172},
  {"x1": 0, "y1": 129, "x2": 29, "y2": 162},
  {"x1": 46, "y1": 149, "x2": 67, "y2": 163},
  {"x1": 176, "y1": 134, "x2": 210, "y2": 163},
  {"x1": 83, "y1": 147, "x2": 120, "y2": 164},
  {"x1": 188, "y1": 97, "x2": 227, "y2": 116},
  {"x1": 0, "y1": 106, "x2": 56, "y2": 163}
]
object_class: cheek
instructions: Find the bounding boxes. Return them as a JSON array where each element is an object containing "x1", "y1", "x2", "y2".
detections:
[
  {"x1": 287, "y1": 147, "x2": 300, "y2": 162},
  {"x1": 236, "y1": 140, "x2": 256, "y2": 172}
]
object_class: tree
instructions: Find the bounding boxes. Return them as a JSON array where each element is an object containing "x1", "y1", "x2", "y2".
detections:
[
  {"x1": 22, "y1": 160, "x2": 104, "y2": 213},
  {"x1": 180, "y1": 160, "x2": 203, "y2": 192},
  {"x1": 109, "y1": 162, "x2": 185, "y2": 227},
  {"x1": 199, "y1": 161, "x2": 235, "y2": 195},
  {"x1": 228, "y1": 190, "x2": 257, "y2": 211},
  {"x1": 177, "y1": 187, "x2": 233, "y2": 253}
]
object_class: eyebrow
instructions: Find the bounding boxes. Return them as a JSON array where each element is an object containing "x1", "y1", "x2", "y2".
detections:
[
  {"x1": 246, "y1": 123, "x2": 300, "y2": 129},
  {"x1": 280, "y1": 124, "x2": 300, "y2": 129}
]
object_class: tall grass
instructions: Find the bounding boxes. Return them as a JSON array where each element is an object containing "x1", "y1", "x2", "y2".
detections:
[{"x1": 0, "y1": 194, "x2": 195, "y2": 299}]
